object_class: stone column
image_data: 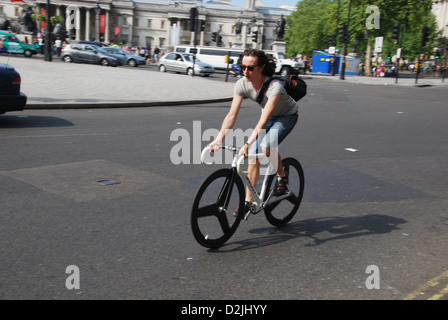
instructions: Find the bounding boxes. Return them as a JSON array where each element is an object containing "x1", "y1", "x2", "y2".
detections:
[
  {"x1": 95, "y1": 6, "x2": 101, "y2": 42},
  {"x1": 104, "y1": 10, "x2": 110, "y2": 43},
  {"x1": 85, "y1": 8, "x2": 91, "y2": 41}
]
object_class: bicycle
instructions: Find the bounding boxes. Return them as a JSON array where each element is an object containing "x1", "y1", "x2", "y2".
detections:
[{"x1": 191, "y1": 145, "x2": 305, "y2": 248}]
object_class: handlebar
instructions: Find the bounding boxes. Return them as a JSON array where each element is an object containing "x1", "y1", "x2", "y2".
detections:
[
  {"x1": 200, "y1": 145, "x2": 240, "y2": 166},
  {"x1": 201, "y1": 146, "x2": 272, "y2": 175}
]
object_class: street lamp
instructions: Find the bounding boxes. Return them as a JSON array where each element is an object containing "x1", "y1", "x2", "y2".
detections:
[
  {"x1": 340, "y1": 0, "x2": 352, "y2": 80},
  {"x1": 95, "y1": 3, "x2": 101, "y2": 42},
  {"x1": 44, "y1": 0, "x2": 52, "y2": 61}
]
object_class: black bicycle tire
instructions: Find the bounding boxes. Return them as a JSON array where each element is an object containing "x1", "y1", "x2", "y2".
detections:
[
  {"x1": 191, "y1": 168, "x2": 245, "y2": 248},
  {"x1": 264, "y1": 157, "x2": 304, "y2": 227}
]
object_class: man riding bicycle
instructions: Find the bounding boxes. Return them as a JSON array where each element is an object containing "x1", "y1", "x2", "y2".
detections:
[{"x1": 209, "y1": 49, "x2": 299, "y2": 215}]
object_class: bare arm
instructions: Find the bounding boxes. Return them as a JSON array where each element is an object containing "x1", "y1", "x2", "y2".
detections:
[{"x1": 209, "y1": 93, "x2": 244, "y2": 152}]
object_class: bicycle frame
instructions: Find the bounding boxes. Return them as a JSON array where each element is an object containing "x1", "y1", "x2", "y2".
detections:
[{"x1": 201, "y1": 146, "x2": 291, "y2": 216}]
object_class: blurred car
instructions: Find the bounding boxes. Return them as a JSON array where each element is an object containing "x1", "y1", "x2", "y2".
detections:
[
  {"x1": 158, "y1": 52, "x2": 215, "y2": 76},
  {"x1": 0, "y1": 30, "x2": 37, "y2": 57},
  {"x1": 76, "y1": 41, "x2": 109, "y2": 47},
  {"x1": 101, "y1": 47, "x2": 146, "y2": 67},
  {"x1": 0, "y1": 63, "x2": 27, "y2": 115},
  {"x1": 61, "y1": 43, "x2": 124, "y2": 66}
]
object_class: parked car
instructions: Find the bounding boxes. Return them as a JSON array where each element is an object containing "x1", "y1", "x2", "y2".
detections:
[
  {"x1": 75, "y1": 41, "x2": 109, "y2": 47},
  {"x1": 0, "y1": 30, "x2": 37, "y2": 57},
  {"x1": 101, "y1": 47, "x2": 146, "y2": 67},
  {"x1": 158, "y1": 52, "x2": 215, "y2": 76},
  {"x1": 61, "y1": 43, "x2": 124, "y2": 66},
  {"x1": 0, "y1": 63, "x2": 27, "y2": 115}
]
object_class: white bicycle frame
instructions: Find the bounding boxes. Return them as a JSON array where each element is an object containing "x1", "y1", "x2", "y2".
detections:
[{"x1": 201, "y1": 146, "x2": 291, "y2": 215}]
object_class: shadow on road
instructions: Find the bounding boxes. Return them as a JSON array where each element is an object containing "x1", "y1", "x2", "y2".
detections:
[
  {"x1": 0, "y1": 115, "x2": 74, "y2": 128},
  {"x1": 212, "y1": 214, "x2": 407, "y2": 252}
]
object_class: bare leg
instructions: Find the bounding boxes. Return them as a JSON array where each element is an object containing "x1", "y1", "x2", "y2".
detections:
[{"x1": 246, "y1": 159, "x2": 260, "y2": 202}]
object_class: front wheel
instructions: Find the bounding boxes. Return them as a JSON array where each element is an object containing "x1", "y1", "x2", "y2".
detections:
[
  {"x1": 100, "y1": 58, "x2": 110, "y2": 66},
  {"x1": 191, "y1": 168, "x2": 245, "y2": 248},
  {"x1": 264, "y1": 157, "x2": 304, "y2": 227}
]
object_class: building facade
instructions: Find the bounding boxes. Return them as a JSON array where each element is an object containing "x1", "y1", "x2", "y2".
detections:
[{"x1": 0, "y1": 0, "x2": 293, "y2": 50}]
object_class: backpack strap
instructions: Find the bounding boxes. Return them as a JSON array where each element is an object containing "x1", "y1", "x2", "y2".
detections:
[{"x1": 256, "y1": 77, "x2": 281, "y2": 104}]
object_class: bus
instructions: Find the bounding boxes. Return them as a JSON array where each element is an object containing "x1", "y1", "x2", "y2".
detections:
[{"x1": 174, "y1": 45, "x2": 244, "y2": 70}]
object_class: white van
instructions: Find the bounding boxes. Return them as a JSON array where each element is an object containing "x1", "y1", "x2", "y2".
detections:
[{"x1": 266, "y1": 51, "x2": 305, "y2": 75}]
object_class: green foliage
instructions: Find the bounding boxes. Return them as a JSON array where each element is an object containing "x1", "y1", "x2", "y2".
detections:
[
  {"x1": 50, "y1": 16, "x2": 65, "y2": 26},
  {"x1": 284, "y1": 0, "x2": 442, "y2": 61}
]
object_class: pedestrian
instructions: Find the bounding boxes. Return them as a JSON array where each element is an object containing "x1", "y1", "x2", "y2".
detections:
[
  {"x1": 55, "y1": 37, "x2": 62, "y2": 57},
  {"x1": 208, "y1": 49, "x2": 299, "y2": 215},
  {"x1": 146, "y1": 47, "x2": 152, "y2": 64},
  {"x1": 237, "y1": 53, "x2": 243, "y2": 77},
  {"x1": 154, "y1": 46, "x2": 160, "y2": 63}
]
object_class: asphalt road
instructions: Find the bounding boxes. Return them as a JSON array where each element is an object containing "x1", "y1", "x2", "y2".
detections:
[{"x1": 1, "y1": 76, "x2": 447, "y2": 303}]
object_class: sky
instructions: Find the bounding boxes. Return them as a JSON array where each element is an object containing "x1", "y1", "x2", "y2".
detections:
[{"x1": 231, "y1": 0, "x2": 299, "y2": 8}]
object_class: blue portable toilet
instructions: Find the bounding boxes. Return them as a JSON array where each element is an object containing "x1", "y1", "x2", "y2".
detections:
[{"x1": 311, "y1": 50, "x2": 340, "y2": 74}]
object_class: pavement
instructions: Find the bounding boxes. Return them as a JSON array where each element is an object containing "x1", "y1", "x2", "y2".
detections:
[{"x1": 3, "y1": 55, "x2": 447, "y2": 110}]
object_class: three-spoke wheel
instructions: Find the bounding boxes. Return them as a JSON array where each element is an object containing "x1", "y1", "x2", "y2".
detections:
[
  {"x1": 264, "y1": 157, "x2": 304, "y2": 226},
  {"x1": 191, "y1": 168, "x2": 245, "y2": 248}
]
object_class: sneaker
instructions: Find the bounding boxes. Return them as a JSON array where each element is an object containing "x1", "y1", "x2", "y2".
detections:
[
  {"x1": 273, "y1": 176, "x2": 288, "y2": 196},
  {"x1": 233, "y1": 201, "x2": 251, "y2": 217}
]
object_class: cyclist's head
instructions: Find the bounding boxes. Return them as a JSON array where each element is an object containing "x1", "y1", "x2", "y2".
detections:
[{"x1": 243, "y1": 49, "x2": 276, "y2": 77}]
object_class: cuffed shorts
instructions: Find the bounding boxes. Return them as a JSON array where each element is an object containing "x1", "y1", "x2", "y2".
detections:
[{"x1": 249, "y1": 113, "x2": 298, "y2": 154}]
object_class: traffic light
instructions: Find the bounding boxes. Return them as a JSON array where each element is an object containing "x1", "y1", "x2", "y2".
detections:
[
  {"x1": 387, "y1": 51, "x2": 391, "y2": 60},
  {"x1": 218, "y1": 35, "x2": 223, "y2": 46},
  {"x1": 392, "y1": 24, "x2": 400, "y2": 44},
  {"x1": 435, "y1": 50, "x2": 440, "y2": 59},
  {"x1": 211, "y1": 32, "x2": 217, "y2": 43},
  {"x1": 421, "y1": 26, "x2": 430, "y2": 47},
  {"x1": 200, "y1": 20, "x2": 206, "y2": 32},
  {"x1": 338, "y1": 24, "x2": 349, "y2": 44},
  {"x1": 189, "y1": 7, "x2": 197, "y2": 32},
  {"x1": 252, "y1": 31, "x2": 258, "y2": 43},
  {"x1": 328, "y1": 34, "x2": 335, "y2": 46}
]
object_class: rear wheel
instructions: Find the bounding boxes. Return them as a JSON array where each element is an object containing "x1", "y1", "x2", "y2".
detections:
[
  {"x1": 24, "y1": 49, "x2": 33, "y2": 58},
  {"x1": 280, "y1": 66, "x2": 291, "y2": 77},
  {"x1": 159, "y1": 65, "x2": 167, "y2": 73},
  {"x1": 62, "y1": 55, "x2": 73, "y2": 63},
  {"x1": 264, "y1": 157, "x2": 304, "y2": 227}
]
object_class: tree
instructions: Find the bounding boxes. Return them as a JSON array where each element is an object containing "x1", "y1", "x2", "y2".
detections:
[{"x1": 284, "y1": 0, "x2": 441, "y2": 62}]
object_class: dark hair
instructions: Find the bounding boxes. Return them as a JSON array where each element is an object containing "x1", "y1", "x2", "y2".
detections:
[{"x1": 243, "y1": 49, "x2": 276, "y2": 77}]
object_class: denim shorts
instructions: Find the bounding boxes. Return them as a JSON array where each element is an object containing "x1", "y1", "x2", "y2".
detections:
[{"x1": 249, "y1": 113, "x2": 298, "y2": 154}]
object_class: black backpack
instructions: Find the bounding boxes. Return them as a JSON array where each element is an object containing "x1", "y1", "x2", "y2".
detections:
[{"x1": 256, "y1": 75, "x2": 307, "y2": 104}]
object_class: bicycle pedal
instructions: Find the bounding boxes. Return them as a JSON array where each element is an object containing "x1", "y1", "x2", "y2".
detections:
[{"x1": 243, "y1": 211, "x2": 251, "y2": 220}]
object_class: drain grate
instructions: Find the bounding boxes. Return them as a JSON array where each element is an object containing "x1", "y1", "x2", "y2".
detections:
[{"x1": 97, "y1": 179, "x2": 120, "y2": 186}]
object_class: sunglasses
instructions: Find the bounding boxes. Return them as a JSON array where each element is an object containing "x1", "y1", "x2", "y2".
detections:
[{"x1": 240, "y1": 64, "x2": 258, "y2": 71}]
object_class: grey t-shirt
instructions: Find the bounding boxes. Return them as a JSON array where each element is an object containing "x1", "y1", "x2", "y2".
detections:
[{"x1": 234, "y1": 77, "x2": 298, "y2": 116}]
